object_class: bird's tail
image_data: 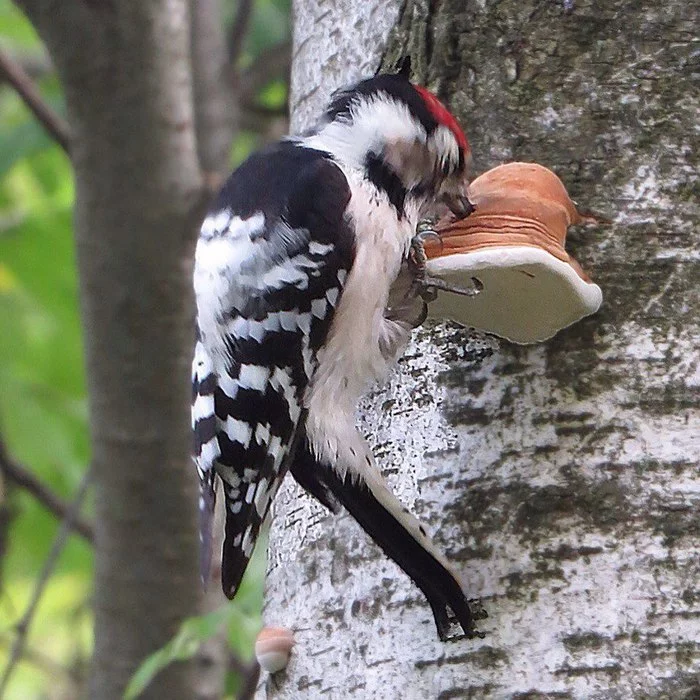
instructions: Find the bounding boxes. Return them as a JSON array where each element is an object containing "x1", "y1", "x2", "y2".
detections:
[{"x1": 291, "y1": 433, "x2": 480, "y2": 640}]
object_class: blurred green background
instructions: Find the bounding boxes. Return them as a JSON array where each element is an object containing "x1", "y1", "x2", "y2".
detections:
[{"x1": 0, "y1": 1, "x2": 290, "y2": 696}]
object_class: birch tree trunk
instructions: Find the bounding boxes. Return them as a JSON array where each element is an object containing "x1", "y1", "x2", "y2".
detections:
[{"x1": 261, "y1": 0, "x2": 700, "y2": 698}]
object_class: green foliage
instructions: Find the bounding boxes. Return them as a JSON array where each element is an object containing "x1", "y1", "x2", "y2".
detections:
[
  {"x1": 0, "y1": 6, "x2": 92, "y2": 698},
  {"x1": 125, "y1": 536, "x2": 266, "y2": 699},
  {"x1": 258, "y1": 80, "x2": 287, "y2": 109},
  {"x1": 123, "y1": 606, "x2": 248, "y2": 700},
  {"x1": 225, "y1": 0, "x2": 291, "y2": 67},
  {"x1": 0, "y1": 1, "x2": 289, "y2": 696}
]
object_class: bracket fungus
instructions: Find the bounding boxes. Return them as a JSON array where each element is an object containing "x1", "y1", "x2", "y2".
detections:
[
  {"x1": 423, "y1": 162, "x2": 603, "y2": 344},
  {"x1": 255, "y1": 626, "x2": 295, "y2": 674}
]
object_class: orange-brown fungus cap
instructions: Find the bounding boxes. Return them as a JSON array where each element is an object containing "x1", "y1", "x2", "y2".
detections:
[
  {"x1": 255, "y1": 626, "x2": 295, "y2": 673},
  {"x1": 425, "y1": 162, "x2": 596, "y2": 282},
  {"x1": 423, "y1": 162, "x2": 602, "y2": 344}
]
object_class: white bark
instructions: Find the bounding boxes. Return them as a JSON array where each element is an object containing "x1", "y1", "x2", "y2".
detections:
[
  {"x1": 260, "y1": 1, "x2": 700, "y2": 697},
  {"x1": 289, "y1": 0, "x2": 402, "y2": 134}
]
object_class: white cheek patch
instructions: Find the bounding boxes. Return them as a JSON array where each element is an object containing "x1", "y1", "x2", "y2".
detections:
[
  {"x1": 431, "y1": 125, "x2": 460, "y2": 171},
  {"x1": 305, "y1": 92, "x2": 427, "y2": 172}
]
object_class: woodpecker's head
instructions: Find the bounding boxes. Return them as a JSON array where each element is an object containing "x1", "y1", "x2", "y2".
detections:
[{"x1": 309, "y1": 57, "x2": 473, "y2": 219}]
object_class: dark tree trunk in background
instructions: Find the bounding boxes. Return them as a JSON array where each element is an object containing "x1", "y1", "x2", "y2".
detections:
[
  {"x1": 262, "y1": 0, "x2": 699, "y2": 697},
  {"x1": 12, "y1": 1, "x2": 215, "y2": 697}
]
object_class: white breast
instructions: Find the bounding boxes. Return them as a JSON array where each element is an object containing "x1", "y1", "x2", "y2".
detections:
[{"x1": 305, "y1": 170, "x2": 418, "y2": 472}]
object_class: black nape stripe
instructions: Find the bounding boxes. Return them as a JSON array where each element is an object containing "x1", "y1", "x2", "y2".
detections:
[{"x1": 365, "y1": 152, "x2": 407, "y2": 219}]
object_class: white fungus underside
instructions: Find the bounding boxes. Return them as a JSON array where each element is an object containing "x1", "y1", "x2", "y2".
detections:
[{"x1": 426, "y1": 246, "x2": 603, "y2": 344}]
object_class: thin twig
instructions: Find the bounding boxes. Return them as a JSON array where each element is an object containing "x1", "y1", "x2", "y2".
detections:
[
  {"x1": 240, "y1": 102, "x2": 287, "y2": 118},
  {"x1": 228, "y1": 0, "x2": 253, "y2": 66},
  {"x1": 0, "y1": 47, "x2": 71, "y2": 153},
  {"x1": 0, "y1": 50, "x2": 52, "y2": 82},
  {"x1": 239, "y1": 41, "x2": 291, "y2": 98},
  {"x1": 0, "y1": 636, "x2": 82, "y2": 689},
  {"x1": 0, "y1": 469, "x2": 93, "y2": 696},
  {"x1": 0, "y1": 440, "x2": 94, "y2": 543}
]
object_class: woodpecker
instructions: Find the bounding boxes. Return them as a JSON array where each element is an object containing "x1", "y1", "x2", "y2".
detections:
[{"x1": 192, "y1": 58, "x2": 481, "y2": 640}]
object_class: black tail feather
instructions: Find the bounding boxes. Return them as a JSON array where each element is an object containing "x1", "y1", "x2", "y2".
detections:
[
  {"x1": 324, "y1": 469, "x2": 476, "y2": 640},
  {"x1": 291, "y1": 439, "x2": 477, "y2": 640},
  {"x1": 221, "y1": 491, "x2": 259, "y2": 599},
  {"x1": 290, "y1": 452, "x2": 342, "y2": 513}
]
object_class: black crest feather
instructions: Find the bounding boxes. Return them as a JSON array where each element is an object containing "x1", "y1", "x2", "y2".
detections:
[{"x1": 395, "y1": 55, "x2": 412, "y2": 79}]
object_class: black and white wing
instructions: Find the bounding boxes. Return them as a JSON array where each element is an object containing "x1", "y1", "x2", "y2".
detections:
[{"x1": 192, "y1": 141, "x2": 354, "y2": 597}]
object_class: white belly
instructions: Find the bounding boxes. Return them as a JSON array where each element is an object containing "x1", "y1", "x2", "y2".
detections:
[{"x1": 305, "y1": 172, "x2": 418, "y2": 472}]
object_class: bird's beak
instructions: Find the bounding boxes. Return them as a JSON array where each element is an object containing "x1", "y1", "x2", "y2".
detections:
[{"x1": 442, "y1": 191, "x2": 476, "y2": 219}]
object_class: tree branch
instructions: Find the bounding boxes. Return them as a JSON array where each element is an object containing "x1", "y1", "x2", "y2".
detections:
[
  {"x1": 0, "y1": 49, "x2": 53, "y2": 82},
  {"x1": 0, "y1": 47, "x2": 70, "y2": 153},
  {"x1": 0, "y1": 469, "x2": 92, "y2": 696},
  {"x1": 228, "y1": 0, "x2": 253, "y2": 66},
  {"x1": 0, "y1": 439, "x2": 94, "y2": 543},
  {"x1": 0, "y1": 637, "x2": 82, "y2": 691},
  {"x1": 191, "y1": 0, "x2": 236, "y2": 175}
]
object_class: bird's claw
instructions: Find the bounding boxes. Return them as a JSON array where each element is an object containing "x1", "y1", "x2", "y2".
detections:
[
  {"x1": 409, "y1": 229, "x2": 442, "y2": 272},
  {"x1": 437, "y1": 600, "x2": 488, "y2": 642},
  {"x1": 468, "y1": 598, "x2": 489, "y2": 622},
  {"x1": 420, "y1": 275, "x2": 483, "y2": 301},
  {"x1": 409, "y1": 230, "x2": 483, "y2": 302}
]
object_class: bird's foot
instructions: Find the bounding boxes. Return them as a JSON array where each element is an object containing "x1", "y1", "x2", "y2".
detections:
[{"x1": 409, "y1": 230, "x2": 483, "y2": 302}]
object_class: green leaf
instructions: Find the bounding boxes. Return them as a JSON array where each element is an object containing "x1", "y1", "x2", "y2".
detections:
[
  {"x1": 0, "y1": 0, "x2": 44, "y2": 47},
  {"x1": 258, "y1": 80, "x2": 287, "y2": 109},
  {"x1": 124, "y1": 534, "x2": 267, "y2": 698},
  {"x1": 123, "y1": 604, "x2": 256, "y2": 699}
]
